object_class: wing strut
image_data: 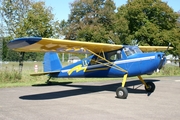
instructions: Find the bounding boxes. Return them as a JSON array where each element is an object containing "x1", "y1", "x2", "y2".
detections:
[
  {"x1": 85, "y1": 48, "x2": 130, "y2": 99},
  {"x1": 85, "y1": 48, "x2": 127, "y2": 73}
]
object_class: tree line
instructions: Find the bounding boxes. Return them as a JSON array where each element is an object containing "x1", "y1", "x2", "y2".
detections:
[{"x1": 0, "y1": 0, "x2": 180, "y2": 62}]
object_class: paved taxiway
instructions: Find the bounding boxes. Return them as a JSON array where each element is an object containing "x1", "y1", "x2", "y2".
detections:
[{"x1": 0, "y1": 76, "x2": 180, "y2": 120}]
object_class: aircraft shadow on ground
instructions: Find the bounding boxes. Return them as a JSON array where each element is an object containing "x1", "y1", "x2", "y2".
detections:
[{"x1": 19, "y1": 79, "x2": 159, "y2": 100}]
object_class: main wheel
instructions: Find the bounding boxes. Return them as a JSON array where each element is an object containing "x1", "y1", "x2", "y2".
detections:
[
  {"x1": 145, "y1": 82, "x2": 155, "y2": 92},
  {"x1": 116, "y1": 87, "x2": 128, "y2": 99}
]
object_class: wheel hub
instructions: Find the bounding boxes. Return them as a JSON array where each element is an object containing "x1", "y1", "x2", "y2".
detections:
[
  {"x1": 147, "y1": 85, "x2": 151, "y2": 90},
  {"x1": 118, "y1": 91, "x2": 124, "y2": 96}
]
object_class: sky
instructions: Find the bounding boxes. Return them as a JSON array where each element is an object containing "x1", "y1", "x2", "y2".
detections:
[{"x1": 44, "y1": 0, "x2": 179, "y2": 21}]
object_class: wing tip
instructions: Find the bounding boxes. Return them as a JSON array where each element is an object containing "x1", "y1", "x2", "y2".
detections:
[{"x1": 7, "y1": 37, "x2": 42, "y2": 50}]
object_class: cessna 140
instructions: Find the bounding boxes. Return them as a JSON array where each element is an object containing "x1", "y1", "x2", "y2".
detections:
[{"x1": 7, "y1": 37, "x2": 172, "y2": 99}]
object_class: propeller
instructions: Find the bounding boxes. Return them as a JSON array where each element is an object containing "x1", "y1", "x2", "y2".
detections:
[{"x1": 158, "y1": 43, "x2": 171, "y2": 69}]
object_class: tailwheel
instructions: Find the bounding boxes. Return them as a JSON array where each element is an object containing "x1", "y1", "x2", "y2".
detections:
[
  {"x1": 116, "y1": 87, "x2": 128, "y2": 99},
  {"x1": 46, "y1": 81, "x2": 52, "y2": 85},
  {"x1": 145, "y1": 82, "x2": 155, "y2": 92},
  {"x1": 46, "y1": 76, "x2": 52, "y2": 85}
]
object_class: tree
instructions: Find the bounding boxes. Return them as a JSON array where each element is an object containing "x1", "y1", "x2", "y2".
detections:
[
  {"x1": 61, "y1": 0, "x2": 118, "y2": 43},
  {"x1": 171, "y1": 11, "x2": 180, "y2": 67},
  {"x1": 1, "y1": 0, "x2": 31, "y2": 37},
  {"x1": 115, "y1": 0, "x2": 180, "y2": 67},
  {"x1": 1, "y1": 0, "x2": 59, "y2": 61},
  {"x1": 16, "y1": 1, "x2": 54, "y2": 38},
  {"x1": 114, "y1": 5, "x2": 130, "y2": 44},
  {"x1": 116, "y1": 0, "x2": 179, "y2": 46},
  {"x1": 2, "y1": 36, "x2": 20, "y2": 61}
]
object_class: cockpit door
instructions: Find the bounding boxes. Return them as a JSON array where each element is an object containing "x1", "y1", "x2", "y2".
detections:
[{"x1": 121, "y1": 46, "x2": 142, "y2": 76}]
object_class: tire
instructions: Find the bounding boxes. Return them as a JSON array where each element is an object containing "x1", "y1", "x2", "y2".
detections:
[
  {"x1": 145, "y1": 82, "x2": 155, "y2": 92},
  {"x1": 116, "y1": 87, "x2": 128, "y2": 99}
]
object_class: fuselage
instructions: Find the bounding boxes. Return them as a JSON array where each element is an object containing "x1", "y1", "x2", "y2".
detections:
[{"x1": 50, "y1": 46, "x2": 166, "y2": 78}]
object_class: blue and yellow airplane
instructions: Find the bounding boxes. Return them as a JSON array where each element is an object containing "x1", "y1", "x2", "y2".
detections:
[{"x1": 7, "y1": 37, "x2": 172, "y2": 99}]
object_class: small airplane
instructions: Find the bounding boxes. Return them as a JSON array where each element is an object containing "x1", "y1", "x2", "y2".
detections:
[{"x1": 7, "y1": 37, "x2": 172, "y2": 99}]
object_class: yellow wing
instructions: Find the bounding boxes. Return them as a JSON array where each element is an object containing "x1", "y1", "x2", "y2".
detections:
[
  {"x1": 7, "y1": 37, "x2": 123, "y2": 53},
  {"x1": 7, "y1": 37, "x2": 172, "y2": 53},
  {"x1": 139, "y1": 46, "x2": 173, "y2": 52}
]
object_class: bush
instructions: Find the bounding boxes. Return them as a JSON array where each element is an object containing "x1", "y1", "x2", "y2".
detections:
[
  {"x1": 154, "y1": 64, "x2": 180, "y2": 76},
  {"x1": 0, "y1": 66, "x2": 22, "y2": 83}
]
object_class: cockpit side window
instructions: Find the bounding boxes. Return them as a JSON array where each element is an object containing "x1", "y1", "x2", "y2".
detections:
[
  {"x1": 96, "y1": 53, "x2": 105, "y2": 62},
  {"x1": 123, "y1": 46, "x2": 142, "y2": 56},
  {"x1": 117, "y1": 50, "x2": 121, "y2": 59},
  {"x1": 106, "y1": 50, "x2": 122, "y2": 61},
  {"x1": 124, "y1": 48, "x2": 132, "y2": 56}
]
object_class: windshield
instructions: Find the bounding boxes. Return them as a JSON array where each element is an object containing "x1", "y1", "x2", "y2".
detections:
[{"x1": 124, "y1": 46, "x2": 142, "y2": 56}]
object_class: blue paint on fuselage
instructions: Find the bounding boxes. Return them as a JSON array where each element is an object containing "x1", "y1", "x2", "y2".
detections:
[{"x1": 49, "y1": 47, "x2": 165, "y2": 78}]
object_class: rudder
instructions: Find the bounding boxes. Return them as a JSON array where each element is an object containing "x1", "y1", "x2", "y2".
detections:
[{"x1": 43, "y1": 52, "x2": 62, "y2": 72}]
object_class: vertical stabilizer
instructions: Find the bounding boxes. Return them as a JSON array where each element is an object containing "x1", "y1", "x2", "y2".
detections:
[{"x1": 43, "y1": 52, "x2": 62, "y2": 72}]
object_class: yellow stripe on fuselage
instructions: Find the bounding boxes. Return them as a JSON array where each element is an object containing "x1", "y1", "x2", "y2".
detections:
[{"x1": 68, "y1": 65, "x2": 87, "y2": 75}]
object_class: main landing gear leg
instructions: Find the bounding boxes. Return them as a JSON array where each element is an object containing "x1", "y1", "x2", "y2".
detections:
[
  {"x1": 138, "y1": 76, "x2": 155, "y2": 92},
  {"x1": 116, "y1": 74, "x2": 128, "y2": 99}
]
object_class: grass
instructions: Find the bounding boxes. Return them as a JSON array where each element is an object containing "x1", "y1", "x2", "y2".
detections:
[{"x1": 0, "y1": 62, "x2": 180, "y2": 88}]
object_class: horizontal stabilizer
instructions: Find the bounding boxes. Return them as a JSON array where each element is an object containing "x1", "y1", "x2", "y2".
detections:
[{"x1": 30, "y1": 71, "x2": 60, "y2": 76}]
